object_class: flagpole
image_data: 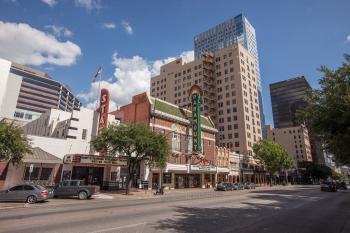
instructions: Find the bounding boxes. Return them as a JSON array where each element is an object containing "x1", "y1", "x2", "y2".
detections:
[{"x1": 95, "y1": 67, "x2": 102, "y2": 110}]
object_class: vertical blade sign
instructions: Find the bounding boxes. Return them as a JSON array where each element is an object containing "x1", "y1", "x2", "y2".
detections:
[
  {"x1": 190, "y1": 85, "x2": 202, "y2": 154},
  {"x1": 99, "y1": 88, "x2": 110, "y2": 132}
]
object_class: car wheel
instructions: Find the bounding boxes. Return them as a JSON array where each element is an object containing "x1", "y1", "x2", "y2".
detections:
[
  {"x1": 78, "y1": 191, "x2": 88, "y2": 200},
  {"x1": 26, "y1": 195, "x2": 37, "y2": 204}
]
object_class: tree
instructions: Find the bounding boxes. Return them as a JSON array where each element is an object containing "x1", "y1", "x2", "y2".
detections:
[
  {"x1": 331, "y1": 172, "x2": 348, "y2": 182},
  {"x1": 301, "y1": 54, "x2": 350, "y2": 164},
  {"x1": 92, "y1": 123, "x2": 169, "y2": 194},
  {"x1": 299, "y1": 161, "x2": 332, "y2": 180},
  {"x1": 253, "y1": 140, "x2": 294, "y2": 185},
  {"x1": 0, "y1": 121, "x2": 31, "y2": 165}
]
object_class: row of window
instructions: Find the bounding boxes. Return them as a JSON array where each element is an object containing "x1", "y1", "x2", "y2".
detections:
[{"x1": 14, "y1": 111, "x2": 33, "y2": 120}]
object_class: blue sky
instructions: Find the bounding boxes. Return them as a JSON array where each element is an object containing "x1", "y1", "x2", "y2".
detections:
[{"x1": 0, "y1": 0, "x2": 349, "y2": 125}]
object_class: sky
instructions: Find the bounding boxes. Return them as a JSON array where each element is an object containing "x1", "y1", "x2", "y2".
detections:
[{"x1": 0, "y1": 0, "x2": 349, "y2": 125}]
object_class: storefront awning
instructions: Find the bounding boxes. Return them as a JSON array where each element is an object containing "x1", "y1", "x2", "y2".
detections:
[{"x1": 23, "y1": 147, "x2": 62, "y2": 164}]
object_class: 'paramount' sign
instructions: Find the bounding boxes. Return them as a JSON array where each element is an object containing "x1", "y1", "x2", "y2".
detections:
[{"x1": 190, "y1": 85, "x2": 203, "y2": 154}]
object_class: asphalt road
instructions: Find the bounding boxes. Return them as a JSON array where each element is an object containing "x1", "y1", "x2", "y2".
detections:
[{"x1": 0, "y1": 186, "x2": 349, "y2": 233}]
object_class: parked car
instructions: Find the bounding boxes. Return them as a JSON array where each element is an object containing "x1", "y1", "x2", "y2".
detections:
[
  {"x1": 244, "y1": 182, "x2": 256, "y2": 189},
  {"x1": 233, "y1": 183, "x2": 244, "y2": 190},
  {"x1": 216, "y1": 182, "x2": 234, "y2": 191},
  {"x1": 53, "y1": 180, "x2": 100, "y2": 200},
  {"x1": 339, "y1": 181, "x2": 348, "y2": 190},
  {"x1": 320, "y1": 181, "x2": 337, "y2": 192},
  {"x1": 0, "y1": 184, "x2": 49, "y2": 204}
]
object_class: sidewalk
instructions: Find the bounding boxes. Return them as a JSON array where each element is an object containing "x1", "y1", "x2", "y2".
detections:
[{"x1": 101, "y1": 184, "x2": 312, "y2": 200}]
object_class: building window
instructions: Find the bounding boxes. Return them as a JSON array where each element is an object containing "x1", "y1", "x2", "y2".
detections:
[
  {"x1": 14, "y1": 111, "x2": 24, "y2": 119},
  {"x1": 40, "y1": 168, "x2": 53, "y2": 180},
  {"x1": 172, "y1": 131, "x2": 181, "y2": 152},
  {"x1": 187, "y1": 135, "x2": 192, "y2": 154},
  {"x1": 163, "y1": 173, "x2": 172, "y2": 184},
  {"x1": 24, "y1": 167, "x2": 40, "y2": 180},
  {"x1": 82, "y1": 129, "x2": 87, "y2": 140},
  {"x1": 24, "y1": 114, "x2": 32, "y2": 120}
]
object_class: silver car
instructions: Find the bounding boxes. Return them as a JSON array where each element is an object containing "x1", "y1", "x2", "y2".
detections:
[{"x1": 0, "y1": 184, "x2": 49, "y2": 204}]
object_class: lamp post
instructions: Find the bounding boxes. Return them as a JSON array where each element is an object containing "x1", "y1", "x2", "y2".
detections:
[{"x1": 238, "y1": 153, "x2": 243, "y2": 184}]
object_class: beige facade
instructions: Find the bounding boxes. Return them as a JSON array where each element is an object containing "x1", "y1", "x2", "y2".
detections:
[
  {"x1": 215, "y1": 147, "x2": 230, "y2": 168},
  {"x1": 151, "y1": 43, "x2": 262, "y2": 157},
  {"x1": 266, "y1": 125, "x2": 312, "y2": 166}
]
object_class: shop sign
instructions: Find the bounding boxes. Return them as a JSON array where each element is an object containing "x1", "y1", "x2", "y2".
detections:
[
  {"x1": 217, "y1": 167, "x2": 230, "y2": 173},
  {"x1": 190, "y1": 85, "x2": 203, "y2": 154},
  {"x1": 241, "y1": 168, "x2": 254, "y2": 175},
  {"x1": 64, "y1": 154, "x2": 127, "y2": 166},
  {"x1": 166, "y1": 163, "x2": 188, "y2": 172},
  {"x1": 98, "y1": 88, "x2": 110, "y2": 131},
  {"x1": 191, "y1": 165, "x2": 216, "y2": 172}
]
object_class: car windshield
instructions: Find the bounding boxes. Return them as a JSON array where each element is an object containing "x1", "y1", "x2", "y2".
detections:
[{"x1": 35, "y1": 185, "x2": 46, "y2": 190}]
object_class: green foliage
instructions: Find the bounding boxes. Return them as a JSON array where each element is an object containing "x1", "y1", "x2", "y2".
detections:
[
  {"x1": 253, "y1": 140, "x2": 294, "y2": 175},
  {"x1": 301, "y1": 54, "x2": 350, "y2": 164},
  {"x1": 331, "y1": 172, "x2": 348, "y2": 182},
  {"x1": 0, "y1": 122, "x2": 31, "y2": 165},
  {"x1": 92, "y1": 123, "x2": 169, "y2": 194},
  {"x1": 299, "y1": 161, "x2": 332, "y2": 179}
]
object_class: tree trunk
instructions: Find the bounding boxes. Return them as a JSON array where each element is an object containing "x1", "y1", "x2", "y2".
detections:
[
  {"x1": 125, "y1": 161, "x2": 137, "y2": 195},
  {"x1": 126, "y1": 174, "x2": 133, "y2": 195},
  {"x1": 270, "y1": 172, "x2": 273, "y2": 187}
]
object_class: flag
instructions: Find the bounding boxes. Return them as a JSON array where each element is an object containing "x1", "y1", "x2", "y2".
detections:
[{"x1": 92, "y1": 67, "x2": 102, "y2": 82}]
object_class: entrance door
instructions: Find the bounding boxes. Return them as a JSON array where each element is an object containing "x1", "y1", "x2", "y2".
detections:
[
  {"x1": 72, "y1": 166, "x2": 104, "y2": 187},
  {"x1": 152, "y1": 173, "x2": 159, "y2": 189}
]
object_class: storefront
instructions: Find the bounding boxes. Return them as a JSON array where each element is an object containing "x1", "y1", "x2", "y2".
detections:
[
  {"x1": 0, "y1": 147, "x2": 62, "y2": 190},
  {"x1": 217, "y1": 167, "x2": 230, "y2": 183},
  {"x1": 148, "y1": 163, "x2": 223, "y2": 189},
  {"x1": 62, "y1": 154, "x2": 127, "y2": 190}
]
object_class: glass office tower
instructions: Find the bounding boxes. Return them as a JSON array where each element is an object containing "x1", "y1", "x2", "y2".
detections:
[
  {"x1": 194, "y1": 14, "x2": 266, "y2": 137},
  {"x1": 269, "y1": 76, "x2": 311, "y2": 128}
]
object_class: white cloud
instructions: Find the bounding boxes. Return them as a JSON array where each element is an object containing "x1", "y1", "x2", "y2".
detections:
[
  {"x1": 74, "y1": 0, "x2": 102, "y2": 10},
  {"x1": 121, "y1": 21, "x2": 133, "y2": 35},
  {"x1": 41, "y1": 0, "x2": 57, "y2": 7},
  {"x1": 346, "y1": 35, "x2": 350, "y2": 43},
  {"x1": 45, "y1": 25, "x2": 73, "y2": 38},
  {"x1": 0, "y1": 21, "x2": 81, "y2": 66},
  {"x1": 103, "y1": 23, "x2": 116, "y2": 29},
  {"x1": 78, "y1": 50, "x2": 194, "y2": 112}
]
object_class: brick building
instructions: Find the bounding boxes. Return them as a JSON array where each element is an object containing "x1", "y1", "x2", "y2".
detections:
[
  {"x1": 111, "y1": 92, "x2": 231, "y2": 189},
  {"x1": 150, "y1": 43, "x2": 262, "y2": 158}
]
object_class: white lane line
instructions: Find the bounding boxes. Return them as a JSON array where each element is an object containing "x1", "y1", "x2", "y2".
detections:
[
  {"x1": 93, "y1": 194, "x2": 114, "y2": 200},
  {"x1": 87, "y1": 222, "x2": 147, "y2": 233}
]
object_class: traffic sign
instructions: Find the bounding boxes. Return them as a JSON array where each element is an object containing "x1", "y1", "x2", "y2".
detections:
[{"x1": 29, "y1": 164, "x2": 34, "y2": 173}]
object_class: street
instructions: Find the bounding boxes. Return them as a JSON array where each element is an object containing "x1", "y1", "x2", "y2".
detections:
[{"x1": 0, "y1": 186, "x2": 349, "y2": 233}]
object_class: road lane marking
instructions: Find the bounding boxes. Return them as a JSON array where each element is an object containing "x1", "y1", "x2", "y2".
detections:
[
  {"x1": 87, "y1": 222, "x2": 147, "y2": 233},
  {"x1": 93, "y1": 194, "x2": 114, "y2": 200}
]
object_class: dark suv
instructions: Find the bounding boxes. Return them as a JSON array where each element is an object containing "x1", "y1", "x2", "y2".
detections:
[
  {"x1": 320, "y1": 181, "x2": 337, "y2": 192},
  {"x1": 53, "y1": 180, "x2": 100, "y2": 200},
  {"x1": 216, "y1": 182, "x2": 234, "y2": 191}
]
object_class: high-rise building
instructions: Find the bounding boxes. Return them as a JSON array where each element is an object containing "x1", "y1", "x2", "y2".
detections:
[
  {"x1": 193, "y1": 14, "x2": 266, "y2": 138},
  {"x1": 266, "y1": 125, "x2": 313, "y2": 166},
  {"x1": 151, "y1": 43, "x2": 262, "y2": 157},
  {"x1": 269, "y1": 76, "x2": 311, "y2": 128},
  {"x1": 269, "y1": 76, "x2": 327, "y2": 165},
  {"x1": 0, "y1": 58, "x2": 81, "y2": 124}
]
